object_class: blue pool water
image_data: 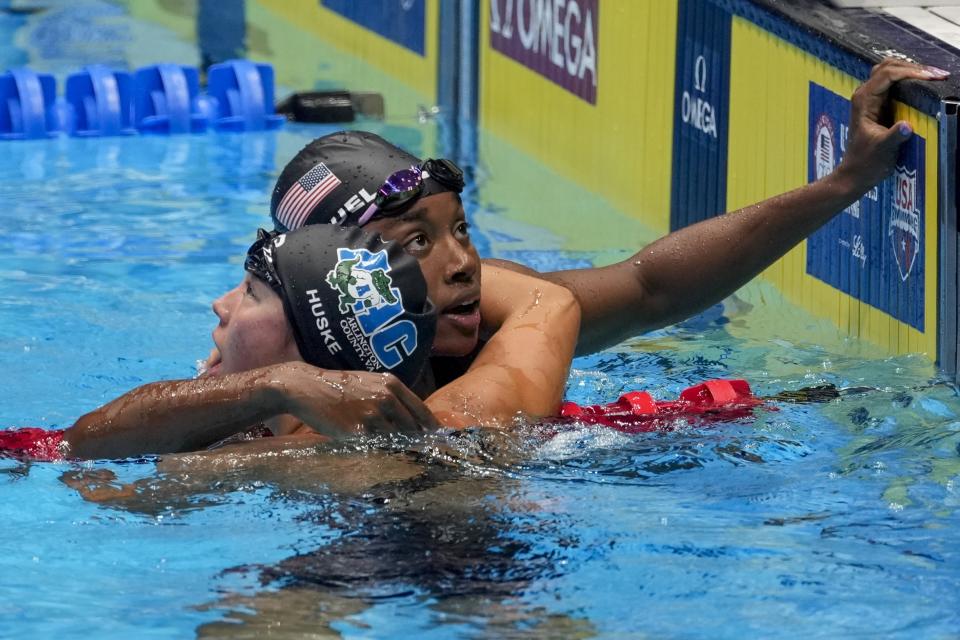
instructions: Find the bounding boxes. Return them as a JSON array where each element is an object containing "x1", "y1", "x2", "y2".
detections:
[
  {"x1": 1, "y1": 118, "x2": 959, "y2": 640},
  {"x1": 2, "y1": 4, "x2": 960, "y2": 639}
]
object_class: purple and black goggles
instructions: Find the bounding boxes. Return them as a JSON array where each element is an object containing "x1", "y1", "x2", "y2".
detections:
[{"x1": 355, "y1": 158, "x2": 465, "y2": 226}]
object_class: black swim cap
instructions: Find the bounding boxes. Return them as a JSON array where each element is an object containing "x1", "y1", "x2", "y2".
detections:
[
  {"x1": 244, "y1": 225, "x2": 436, "y2": 388},
  {"x1": 271, "y1": 131, "x2": 461, "y2": 231}
]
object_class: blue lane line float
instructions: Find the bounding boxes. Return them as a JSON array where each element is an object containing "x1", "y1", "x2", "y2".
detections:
[
  {"x1": 206, "y1": 59, "x2": 284, "y2": 131},
  {"x1": 64, "y1": 65, "x2": 136, "y2": 137},
  {"x1": 133, "y1": 64, "x2": 209, "y2": 134},
  {"x1": 0, "y1": 59, "x2": 287, "y2": 139},
  {"x1": 0, "y1": 68, "x2": 61, "y2": 139}
]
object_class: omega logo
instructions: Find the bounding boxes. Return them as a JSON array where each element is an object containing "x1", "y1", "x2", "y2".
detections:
[
  {"x1": 694, "y1": 55, "x2": 707, "y2": 93},
  {"x1": 681, "y1": 53, "x2": 717, "y2": 138}
]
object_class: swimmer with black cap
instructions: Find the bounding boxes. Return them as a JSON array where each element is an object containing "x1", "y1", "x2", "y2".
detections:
[
  {"x1": 51, "y1": 59, "x2": 948, "y2": 458},
  {"x1": 263, "y1": 60, "x2": 947, "y2": 375},
  {"x1": 260, "y1": 130, "x2": 582, "y2": 427},
  {"x1": 62, "y1": 217, "x2": 579, "y2": 458},
  {"x1": 60, "y1": 224, "x2": 448, "y2": 459},
  {"x1": 234, "y1": 224, "x2": 435, "y2": 391},
  {"x1": 268, "y1": 131, "x2": 485, "y2": 362}
]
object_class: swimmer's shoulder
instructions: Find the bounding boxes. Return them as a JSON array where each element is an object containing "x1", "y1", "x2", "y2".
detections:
[{"x1": 430, "y1": 340, "x2": 486, "y2": 388}]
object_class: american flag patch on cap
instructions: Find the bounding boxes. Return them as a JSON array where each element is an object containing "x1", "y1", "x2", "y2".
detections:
[{"x1": 275, "y1": 162, "x2": 342, "y2": 230}]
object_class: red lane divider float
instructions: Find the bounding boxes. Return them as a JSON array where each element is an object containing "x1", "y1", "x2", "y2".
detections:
[
  {"x1": 0, "y1": 380, "x2": 766, "y2": 461},
  {"x1": 559, "y1": 379, "x2": 765, "y2": 433},
  {"x1": 0, "y1": 427, "x2": 65, "y2": 461}
]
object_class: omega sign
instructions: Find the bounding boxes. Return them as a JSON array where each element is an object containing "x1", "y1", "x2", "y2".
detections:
[
  {"x1": 489, "y1": 0, "x2": 598, "y2": 104},
  {"x1": 681, "y1": 54, "x2": 717, "y2": 137}
]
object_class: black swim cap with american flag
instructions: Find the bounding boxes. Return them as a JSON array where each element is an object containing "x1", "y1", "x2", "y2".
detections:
[
  {"x1": 271, "y1": 131, "x2": 423, "y2": 231},
  {"x1": 273, "y1": 162, "x2": 342, "y2": 231}
]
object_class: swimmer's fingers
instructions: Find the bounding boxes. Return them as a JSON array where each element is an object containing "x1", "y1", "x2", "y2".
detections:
[
  {"x1": 362, "y1": 376, "x2": 438, "y2": 435},
  {"x1": 840, "y1": 59, "x2": 949, "y2": 190},
  {"x1": 861, "y1": 58, "x2": 949, "y2": 98},
  {"x1": 852, "y1": 59, "x2": 949, "y2": 128},
  {"x1": 59, "y1": 469, "x2": 137, "y2": 503},
  {"x1": 363, "y1": 397, "x2": 416, "y2": 435},
  {"x1": 386, "y1": 375, "x2": 440, "y2": 431},
  {"x1": 197, "y1": 347, "x2": 220, "y2": 377},
  {"x1": 284, "y1": 367, "x2": 435, "y2": 437}
]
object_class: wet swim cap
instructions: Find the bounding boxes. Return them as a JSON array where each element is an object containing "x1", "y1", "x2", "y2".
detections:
[
  {"x1": 271, "y1": 131, "x2": 460, "y2": 231},
  {"x1": 245, "y1": 225, "x2": 436, "y2": 387}
]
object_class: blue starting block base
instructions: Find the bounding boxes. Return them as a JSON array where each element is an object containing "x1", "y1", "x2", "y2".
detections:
[
  {"x1": 0, "y1": 59, "x2": 287, "y2": 139},
  {"x1": 134, "y1": 64, "x2": 209, "y2": 134},
  {"x1": 207, "y1": 59, "x2": 285, "y2": 131},
  {"x1": 0, "y1": 69, "x2": 61, "y2": 140},
  {"x1": 64, "y1": 65, "x2": 136, "y2": 137}
]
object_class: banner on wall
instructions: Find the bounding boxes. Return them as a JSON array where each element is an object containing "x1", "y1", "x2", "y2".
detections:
[
  {"x1": 669, "y1": 0, "x2": 731, "y2": 231},
  {"x1": 488, "y1": 0, "x2": 598, "y2": 104},
  {"x1": 806, "y1": 82, "x2": 925, "y2": 331},
  {"x1": 322, "y1": 0, "x2": 426, "y2": 55}
]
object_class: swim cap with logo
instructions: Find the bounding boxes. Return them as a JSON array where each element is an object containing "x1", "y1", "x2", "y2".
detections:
[
  {"x1": 271, "y1": 130, "x2": 462, "y2": 231},
  {"x1": 244, "y1": 224, "x2": 436, "y2": 388}
]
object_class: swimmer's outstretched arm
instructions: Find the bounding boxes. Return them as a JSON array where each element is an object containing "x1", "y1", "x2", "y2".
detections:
[
  {"x1": 425, "y1": 265, "x2": 580, "y2": 428},
  {"x1": 63, "y1": 365, "x2": 436, "y2": 459},
  {"x1": 487, "y1": 59, "x2": 947, "y2": 355}
]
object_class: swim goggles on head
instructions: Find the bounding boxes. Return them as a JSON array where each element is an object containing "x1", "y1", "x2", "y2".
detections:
[
  {"x1": 355, "y1": 158, "x2": 465, "y2": 226},
  {"x1": 244, "y1": 228, "x2": 284, "y2": 294}
]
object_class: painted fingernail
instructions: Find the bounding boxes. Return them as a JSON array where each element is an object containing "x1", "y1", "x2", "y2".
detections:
[
  {"x1": 900, "y1": 123, "x2": 913, "y2": 137},
  {"x1": 924, "y1": 65, "x2": 950, "y2": 77}
]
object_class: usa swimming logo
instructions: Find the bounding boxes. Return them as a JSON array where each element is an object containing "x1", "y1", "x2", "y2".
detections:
[
  {"x1": 325, "y1": 247, "x2": 419, "y2": 370},
  {"x1": 813, "y1": 114, "x2": 835, "y2": 180},
  {"x1": 889, "y1": 164, "x2": 921, "y2": 282}
]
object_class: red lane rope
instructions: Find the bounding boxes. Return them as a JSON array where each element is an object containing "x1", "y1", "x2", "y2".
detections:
[
  {"x1": 0, "y1": 380, "x2": 765, "y2": 460},
  {"x1": 0, "y1": 427, "x2": 65, "y2": 462},
  {"x1": 558, "y1": 379, "x2": 764, "y2": 433}
]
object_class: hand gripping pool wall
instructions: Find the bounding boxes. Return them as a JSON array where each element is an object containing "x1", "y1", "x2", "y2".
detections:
[
  {"x1": 671, "y1": 0, "x2": 941, "y2": 362},
  {"x1": 722, "y1": 4, "x2": 943, "y2": 362},
  {"x1": 807, "y1": 83, "x2": 926, "y2": 333},
  {"x1": 477, "y1": 0, "x2": 953, "y2": 369}
]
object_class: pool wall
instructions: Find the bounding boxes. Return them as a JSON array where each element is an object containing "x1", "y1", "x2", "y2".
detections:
[
  {"x1": 476, "y1": 0, "x2": 948, "y2": 365},
  {"x1": 131, "y1": 0, "x2": 960, "y2": 377}
]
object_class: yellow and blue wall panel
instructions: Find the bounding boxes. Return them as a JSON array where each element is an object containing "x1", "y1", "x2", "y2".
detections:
[
  {"x1": 254, "y1": 0, "x2": 439, "y2": 104},
  {"x1": 479, "y1": 0, "x2": 679, "y2": 239},
  {"x1": 126, "y1": 0, "x2": 951, "y2": 365},
  {"x1": 722, "y1": 5, "x2": 939, "y2": 358},
  {"x1": 249, "y1": 0, "x2": 444, "y2": 156},
  {"x1": 477, "y1": 0, "x2": 943, "y2": 361}
]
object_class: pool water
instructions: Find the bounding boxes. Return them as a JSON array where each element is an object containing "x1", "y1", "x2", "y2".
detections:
[
  {"x1": 1, "y1": 5, "x2": 960, "y2": 639},
  {"x1": 1, "y1": 117, "x2": 959, "y2": 639}
]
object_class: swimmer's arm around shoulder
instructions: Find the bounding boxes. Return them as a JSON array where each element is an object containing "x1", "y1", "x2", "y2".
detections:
[
  {"x1": 63, "y1": 363, "x2": 437, "y2": 459},
  {"x1": 63, "y1": 368, "x2": 289, "y2": 459},
  {"x1": 426, "y1": 265, "x2": 580, "y2": 428},
  {"x1": 266, "y1": 363, "x2": 439, "y2": 437}
]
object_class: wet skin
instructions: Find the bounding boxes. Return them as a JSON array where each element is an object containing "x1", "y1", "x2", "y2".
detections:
[
  {"x1": 208, "y1": 273, "x2": 301, "y2": 376},
  {"x1": 364, "y1": 191, "x2": 482, "y2": 358}
]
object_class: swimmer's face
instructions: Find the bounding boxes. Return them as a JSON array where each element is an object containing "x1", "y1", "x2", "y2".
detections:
[
  {"x1": 365, "y1": 191, "x2": 481, "y2": 357},
  {"x1": 207, "y1": 273, "x2": 301, "y2": 376}
]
